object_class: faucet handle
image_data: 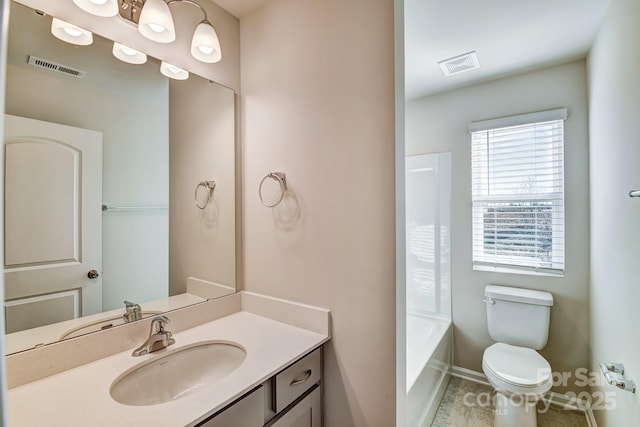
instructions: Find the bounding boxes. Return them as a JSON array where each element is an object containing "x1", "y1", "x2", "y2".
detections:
[
  {"x1": 123, "y1": 300, "x2": 142, "y2": 323},
  {"x1": 150, "y1": 315, "x2": 171, "y2": 333}
]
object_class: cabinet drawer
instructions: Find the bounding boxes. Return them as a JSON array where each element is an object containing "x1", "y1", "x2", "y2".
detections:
[{"x1": 275, "y1": 348, "x2": 321, "y2": 413}]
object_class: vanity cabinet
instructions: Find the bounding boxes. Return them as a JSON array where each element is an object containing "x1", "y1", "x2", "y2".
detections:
[
  {"x1": 267, "y1": 386, "x2": 321, "y2": 427},
  {"x1": 199, "y1": 387, "x2": 265, "y2": 427},
  {"x1": 196, "y1": 347, "x2": 322, "y2": 427}
]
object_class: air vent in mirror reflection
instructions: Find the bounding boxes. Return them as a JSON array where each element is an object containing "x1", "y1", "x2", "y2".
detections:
[{"x1": 27, "y1": 55, "x2": 86, "y2": 78}]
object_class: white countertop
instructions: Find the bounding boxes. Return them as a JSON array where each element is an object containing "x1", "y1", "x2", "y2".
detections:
[{"x1": 8, "y1": 310, "x2": 329, "y2": 426}]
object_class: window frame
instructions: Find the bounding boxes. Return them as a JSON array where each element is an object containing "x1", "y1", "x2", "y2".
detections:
[{"x1": 469, "y1": 108, "x2": 567, "y2": 276}]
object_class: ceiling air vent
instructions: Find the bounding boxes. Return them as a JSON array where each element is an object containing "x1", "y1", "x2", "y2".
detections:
[
  {"x1": 27, "y1": 55, "x2": 86, "y2": 79},
  {"x1": 438, "y1": 51, "x2": 479, "y2": 77}
]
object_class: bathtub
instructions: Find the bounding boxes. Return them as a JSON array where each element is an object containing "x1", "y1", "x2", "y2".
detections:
[{"x1": 406, "y1": 314, "x2": 452, "y2": 427}]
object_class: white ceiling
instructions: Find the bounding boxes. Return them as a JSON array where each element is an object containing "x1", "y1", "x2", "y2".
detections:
[{"x1": 405, "y1": 0, "x2": 611, "y2": 100}]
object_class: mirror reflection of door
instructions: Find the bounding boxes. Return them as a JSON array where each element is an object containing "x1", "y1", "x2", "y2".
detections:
[{"x1": 3, "y1": 114, "x2": 102, "y2": 333}]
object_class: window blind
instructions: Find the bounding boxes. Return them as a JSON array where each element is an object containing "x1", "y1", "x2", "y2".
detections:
[{"x1": 470, "y1": 110, "x2": 566, "y2": 274}]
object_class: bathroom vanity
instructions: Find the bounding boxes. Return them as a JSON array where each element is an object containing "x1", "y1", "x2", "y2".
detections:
[
  {"x1": 201, "y1": 348, "x2": 322, "y2": 427},
  {"x1": 6, "y1": 292, "x2": 330, "y2": 426}
]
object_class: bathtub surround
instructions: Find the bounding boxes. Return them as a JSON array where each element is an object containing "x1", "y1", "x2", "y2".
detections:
[
  {"x1": 588, "y1": 0, "x2": 640, "y2": 424},
  {"x1": 406, "y1": 315, "x2": 452, "y2": 426},
  {"x1": 405, "y1": 152, "x2": 453, "y2": 425},
  {"x1": 406, "y1": 60, "x2": 590, "y2": 395},
  {"x1": 240, "y1": 0, "x2": 396, "y2": 425}
]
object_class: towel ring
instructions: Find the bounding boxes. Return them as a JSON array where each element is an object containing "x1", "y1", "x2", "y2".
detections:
[
  {"x1": 195, "y1": 180, "x2": 216, "y2": 210},
  {"x1": 259, "y1": 172, "x2": 287, "y2": 207}
]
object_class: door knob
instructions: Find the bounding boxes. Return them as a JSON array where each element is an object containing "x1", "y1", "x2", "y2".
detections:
[{"x1": 87, "y1": 269, "x2": 99, "y2": 279}]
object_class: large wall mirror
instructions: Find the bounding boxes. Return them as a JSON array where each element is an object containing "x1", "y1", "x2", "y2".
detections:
[{"x1": 3, "y1": 1, "x2": 237, "y2": 354}]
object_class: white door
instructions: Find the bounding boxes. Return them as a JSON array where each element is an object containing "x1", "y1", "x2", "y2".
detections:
[{"x1": 3, "y1": 114, "x2": 102, "y2": 333}]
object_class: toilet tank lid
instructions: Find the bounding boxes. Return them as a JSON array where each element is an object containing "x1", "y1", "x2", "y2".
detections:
[{"x1": 485, "y1": 285, "x2": 553, "y2": 306}]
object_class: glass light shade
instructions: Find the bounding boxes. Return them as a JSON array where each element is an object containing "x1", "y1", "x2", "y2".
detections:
[
  {"x1": 112, "y1": 42, "x2": 148, "y2": 65},
  {"x1": 51, "y1": 18, "x2": 93, "y2": 46},
  {"x1": 138, "y1": 0, "x2": 176, "y2": 43},
  {"x1": 190, "y1": 21, "x2": 222, "y2": 63},
  {"x1": 160, "y1": 61, "x2": 189, "y2": 80},
  {"x1": 72, "y1": 0, "x2": 118, "y2": 17}
]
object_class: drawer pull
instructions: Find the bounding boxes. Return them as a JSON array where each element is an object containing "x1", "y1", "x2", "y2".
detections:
[{"x1": 289, "y1": 369, "x2": 312, "y2": 386}]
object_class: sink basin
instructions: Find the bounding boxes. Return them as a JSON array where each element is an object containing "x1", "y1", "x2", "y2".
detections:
[
  {"x1": 59, "y1": 311, "x2": 164, "y2": 339},
  {"x1": 110, "y1": 341, "x2": 247, "y2": 406}
]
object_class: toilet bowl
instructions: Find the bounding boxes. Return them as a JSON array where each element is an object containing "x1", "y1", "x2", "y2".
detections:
[
  {"x1": 482, "y1": 285, "x2": 554, "y2": 427},
  {"x1": 482, "y1": 343, "x2": 552, "y2": 427}
]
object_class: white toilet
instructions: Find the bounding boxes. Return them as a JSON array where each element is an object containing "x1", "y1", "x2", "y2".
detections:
[{"x1": 482, "y1": 285, "x2": 554, "y2": 427}]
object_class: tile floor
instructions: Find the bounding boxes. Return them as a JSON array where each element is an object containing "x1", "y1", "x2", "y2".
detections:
[{"x1": 432, "y1": 377, "x2": 588, "y2": 427}]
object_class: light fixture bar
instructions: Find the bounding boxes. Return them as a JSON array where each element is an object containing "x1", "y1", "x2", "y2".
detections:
[{"x1": 117, "y1": 0, "x2": 144, "y2": 23}]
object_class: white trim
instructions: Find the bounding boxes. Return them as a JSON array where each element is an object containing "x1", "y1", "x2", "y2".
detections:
[
  {"x1": 585, "y1": 404, "x2": 598, "y2": 427},
  {"x1": 473, "y1": 263, "x2": 564, "y2": 277},
  {"x1": 451, "y1": 365, "x2": 596, "y2": 426},
  {"x1": 545, "y1": 392, "x2": 597, "y2": 427},
  {"x1": 418, "y1": 369, "x2": 451, "y2": 427},
  {"x1": 469, "y1": 108, "x2": 568, "y2": 132},
  {"x1": 545, "y1": 391, "x2": 588, "y2": 411},
  {"x1": 451, "y1": 366, "x2": 490, "y2": 386}
]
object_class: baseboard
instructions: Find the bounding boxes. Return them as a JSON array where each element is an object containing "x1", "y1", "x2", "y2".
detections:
[
  {"x1": 451, "y1": 365, "x2": 490, "y2": 386},
  {"x1": 586, "y1": 406, "x2": 598, "y2": 427},
  {"x1": 451, "y1": 366, "x2": 597, "y2": 427},
  {"x1": 547, "y1": 392, "x2": 597, "y2": 427}
]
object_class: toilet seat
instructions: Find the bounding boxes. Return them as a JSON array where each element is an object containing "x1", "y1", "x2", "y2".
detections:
[{"x1": 482, "y1": 343, "x2": 552, "y2": 396}]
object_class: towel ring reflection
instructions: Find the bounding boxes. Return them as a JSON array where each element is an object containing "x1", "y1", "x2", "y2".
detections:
[
  {"x1": 195, "y1": 180, "x2": 216, "y2": 210},
  {"x1": 259, "y1": 172, "x2": 287, "y2": 207}
]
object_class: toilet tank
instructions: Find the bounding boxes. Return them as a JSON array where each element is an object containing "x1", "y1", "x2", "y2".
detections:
[{"x1": 484, "y1": 285, "x2": 554, "y2": 350}]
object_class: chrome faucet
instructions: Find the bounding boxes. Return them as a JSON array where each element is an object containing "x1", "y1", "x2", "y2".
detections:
[
  {"x1": 123, "y1": 300, "x2": 142, "y2": 323},
  {"x1": 132, "y1": 315, "x2": 175, "y2": 357}
]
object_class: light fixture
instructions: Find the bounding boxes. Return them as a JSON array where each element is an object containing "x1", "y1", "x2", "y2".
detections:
[
  {"x1": 94, "y1": 0, "x2": 223, "y2": 63},
  {"x1": 138, "y1": 0, "x2": 176, "y2": 43},
  {"x1": 72, "y1": 0, "x2": 118, "y2": 17},
  {"x1": 160, "y1": 61, "x2": 189, "y2": 80},
  {"x1": 51, "y1": 18, "x2": 93, "y2": 46},
  {"x1": 112, "y1": 42, "x2": 148, "y2": 64},
  {"x1": 190, "y1": 20, "x2": 221, "y2": 63}
]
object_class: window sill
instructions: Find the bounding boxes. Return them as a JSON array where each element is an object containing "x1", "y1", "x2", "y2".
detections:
[{"x1": 473, "y1": 263, "x2": 564, "y2": 278}]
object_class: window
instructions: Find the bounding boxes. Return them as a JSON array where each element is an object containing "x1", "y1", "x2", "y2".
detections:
[{"x1": 470, "y1": 109, "x2": 566, "y2": 275}]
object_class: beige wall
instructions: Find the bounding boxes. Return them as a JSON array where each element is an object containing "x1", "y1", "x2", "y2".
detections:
[
  {"x1": 240, "y1": 0, "x2": 396, "y2": 425},
  {"x1": 169, "y1": 77, "x2": 236, "y2": 296},
  {"x1": 588, "y1": 0, "x2": 640, "y2": 424},
  {"x1": 406, "y1": 61, "x2": 590, "y2": 394}
]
